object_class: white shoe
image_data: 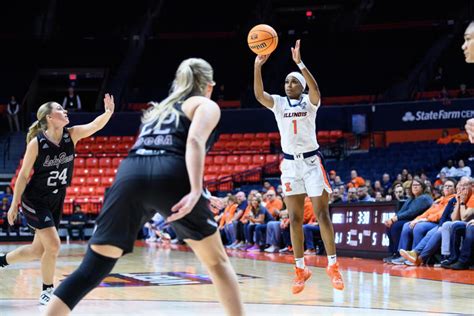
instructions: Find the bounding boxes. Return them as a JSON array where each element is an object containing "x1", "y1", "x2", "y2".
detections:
[
  {"x1": 146, "y1": 236, "x2": 158, "y2": 242},
  {"x1": 39, "y1": 288, "x2": 54, "y2": 305},
  {"x1": 264, "y1": 245, "x2": 279, "y2": 253},
  {"x1": 279, "y1": 247, "x2": 289, "y2": 253}
]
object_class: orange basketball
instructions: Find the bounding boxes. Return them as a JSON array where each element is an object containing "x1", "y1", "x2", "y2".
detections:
[{"x1": 247, "y1": 24, "x2": 278, "y2": 55}]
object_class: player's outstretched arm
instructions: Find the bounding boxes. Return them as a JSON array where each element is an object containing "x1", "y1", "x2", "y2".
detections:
[
  {"x1": 254, "y1": 54, "x2": 274, "y2": 109},
  {"x1": 291, "y1": 39, "x2": 321, "y2": 106}
]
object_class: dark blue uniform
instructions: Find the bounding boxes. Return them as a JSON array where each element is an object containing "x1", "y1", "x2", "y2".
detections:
[
  {"x1": 89, "y1": 103, "x2": 218, "y2": 254},
  {"x1": 22, "y1": 128, "x2": 75, "y2": 230}
]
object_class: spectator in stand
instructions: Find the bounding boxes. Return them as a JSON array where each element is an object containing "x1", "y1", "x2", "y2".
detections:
[
  {"x1": 334, "y1": 176, "x2": 344, "y2": 187},
  {"x1": 329, "y1": 170, "x2": 337, "y2": 188},
  {"x1": 302, "y1": 198, "x2": 321, "y2": 255},
  {"x1": 439, "y1": 160, "x2": 457, "y2": 178},
  {"x1": 434, "y1": 172, "x2": 447, "y2": 188},
  {"x1": 364, "y1": 180, "x2": 375, "y2": 197},
  {"x1": 400, "y1": 178, "x2": 472, "y2": 266},
  {"x1": 443, "y1": 219, "x2": 474, "y2": 270},
  {"x1": 67, "y1": 205, "x2": 87, "y2": 241},
  {"x1": 383, "y1": 179, "x2": 433, "y2": 263},
  {"x1": 276, "y1": 185, "x2": 284, "y2": 198},
  {"x1": 0, "y1": 186, "x2": 13, "y2": 204},
  {"x1": 394, "y1": 180, "x2": 456, "y2": 264},
  {"x1": 455, "y1": 159, "x2": 471, "y2": 177},
  {"x1": 262, "y1": 181, "x2": 275, "y2": 194},
  {"x1": 401, "y1": 169, "x2": 409, "y2": 182},
  {"x1": 344, "y1": 187, "x2": 359, "y2": 203},
  {"x1": 357, "y1": 186, "x2": 375, "y2": 202},
  {"x1": 437, "y1": 129, "x2": 452, "y2": 145},
  {"x1": 373, "y1": 180, "x2": 384, "y2": 196},
  {"x1": 233, "y1": 191, "x2": 256, "y2": 249},
  {"x1": 381, "y1": 173, "x2": 392, "y2": 194},
  {"x1": 218, "y1": 195, "x2": 238, "y2": 246},
  {"x1": 255, "y1": 190, "x2": 282, "y2": 249},
  {"x1": 375, "y1": 192, "x2": 384, "y2": 202},
  {"x1": 263, "y1": 190, "x2": 283, "y2": 219},
  {"x1": 263, "y1": 207, "x2": 288, "y2": 253},
  {"x1": 62, "y1": 86, "x2": 82, "y2": 112},
  {"x1": 457, "y1": 83, "x2": 471, "y2": 98},
  {"x1": 330, "y1": 188, "x2": 343, "y2": 204},
  {"x1": 392, "y1": 184, "x2": 406, "y2": 207},
  {"x1": 245, "y1": 196, "x2": 274, "y2": 252},
  {"x1": 7, "y1": 96, "x2": 20, "y2": 132},
  {"x1": 350, "y1": 170, "x2": 365, "y2": 188}
]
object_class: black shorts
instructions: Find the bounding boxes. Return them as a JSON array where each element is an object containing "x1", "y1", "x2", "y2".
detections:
[
  {"x1": 89, "y1": 155, "x2": 217, "y2": 255},
  {"x1": 21, "y1": 188, "x2": 66, "y2": 231}
]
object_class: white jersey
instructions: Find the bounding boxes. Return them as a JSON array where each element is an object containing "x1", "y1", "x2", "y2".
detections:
[{"x1": 270, "y1": 94, "x2": 320, "y2": 155}]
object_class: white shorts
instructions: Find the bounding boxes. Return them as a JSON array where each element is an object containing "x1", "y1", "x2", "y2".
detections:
[{"x1": 280, "y1": 154, "x2": 332, "y2": 197}]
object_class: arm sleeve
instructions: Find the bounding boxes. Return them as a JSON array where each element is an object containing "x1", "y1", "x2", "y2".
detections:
[{"x1": 397, "y1": 195, "x2": 433, "y2": 221}]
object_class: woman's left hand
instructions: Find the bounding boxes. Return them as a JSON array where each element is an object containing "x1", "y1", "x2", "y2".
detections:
[{"x1": 291, "y1": 39, "x2": 302, "y2": 64}]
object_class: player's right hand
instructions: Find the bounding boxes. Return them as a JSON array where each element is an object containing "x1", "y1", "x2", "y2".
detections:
[
  {"x1": 7, "y1": 204, "x2": 18, "y2": 226},
  {"x1": 255, "y1": 54, "x2": 270, "y2": 67}
]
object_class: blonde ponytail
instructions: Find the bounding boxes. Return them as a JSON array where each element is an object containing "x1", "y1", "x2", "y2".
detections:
[
  {"x1": 26, "y1": 121, "x2": 42, "y2": 144},
  {"x1": 142, "y1": 58, "x2": 214, "y2": 129},
  {"x1": 26, "y1": 102, "x2": 54, "y2": 144}
]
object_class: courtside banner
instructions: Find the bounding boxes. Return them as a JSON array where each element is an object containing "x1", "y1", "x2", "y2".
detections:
[{"x1": 371, "y1": 99, "x2": 474, "y2": 131}]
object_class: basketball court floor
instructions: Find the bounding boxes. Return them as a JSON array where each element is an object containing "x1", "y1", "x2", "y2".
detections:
[{"x1": 0, "y1": 241, "x2": 473, "y2": 315}]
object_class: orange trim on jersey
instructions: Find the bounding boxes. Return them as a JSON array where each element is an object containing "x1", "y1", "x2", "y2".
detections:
[{"x1": 319, "y1": 159, "x2": 331, "y2": 189}]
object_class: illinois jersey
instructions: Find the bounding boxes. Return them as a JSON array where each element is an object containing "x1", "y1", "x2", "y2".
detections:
[
  {"x1": 24, "y1": 128, "x2": 75, "y2": 196},
  {"x1": 270, "y1": 94, "x2": 320, "y2": 155}
]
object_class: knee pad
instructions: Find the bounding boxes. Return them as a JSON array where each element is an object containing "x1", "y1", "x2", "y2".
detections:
[{"x1": 54, "y1": 247, "x2": 118, "y2": 310}]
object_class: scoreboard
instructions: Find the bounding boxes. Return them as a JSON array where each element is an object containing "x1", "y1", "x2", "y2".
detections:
[{"x1": 330, "y1": 202, "x2": 397, "y2": 252}]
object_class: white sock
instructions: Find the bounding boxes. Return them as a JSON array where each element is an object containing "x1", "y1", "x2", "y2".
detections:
[
  {"x1": 295, "y1": 257, "x2": 305, "y2": 269},
  {"x1": 327, "y1": 254, "x2": 337, "y2": 266}
]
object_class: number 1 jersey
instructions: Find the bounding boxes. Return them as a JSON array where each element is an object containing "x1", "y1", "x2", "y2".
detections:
[
  {"x1": 24, "y1": 128, "x2": 75, "y2": 195},
  {"x1": 270, "y1": 94, "x2": 320, "y2": 155}
]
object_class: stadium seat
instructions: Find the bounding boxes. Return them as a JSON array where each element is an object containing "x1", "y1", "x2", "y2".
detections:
[
  {"x1": 265, "y1": 154, "x2": 279, "y2": 164},
  {"x1": 122, "y1": 136, "x2": 135, "y2": 144},
  {"x1": 75, "y1": 158, "x2": 86, "y2": 168},
  {"x1": 205, "y1": 156, "x2": 214, "y2": 165},
  {"x1": 96, "y1": 136, "x2": 108, "y2": 144},
  {"x1": 220, "y1": 165, "x2": 234, "y2": 176},
  {"x1": 71, "y1": 177, "x2": 86, "y2": 186},
  {"x1": 99, "y1": 157, "x2": 112, "y2": 168},
  {"x1": 218, "y1": 134, "x2": 231, "y2": 141},
  {"x1": 109, "y1": 136, "x2": 122, "y2": 143},
  {"x1": 252, "y1": 154, "x2": 266, "y2": 165},
  {"x1": 237, "y1": 140, "x2": 251, "y2": 151},
  {"x1": 207, "y1": 165, "x2": 221, "y2": 175},
  {"x1": 85, "y1": 158, "x2": 99, "y2": 168},
  {"x1": 213, "y1": 155, "x2": 226, "y2": 165},
  {"x1": 89, "y1": 168, "x2": 104, "y2": 176},
  {"x1": 255, "y1": 132, "x2": 267, "y2": 140},
  {"x1": 100, "y1": 176, "x2": 114, "y2": 186},
  {"x1": 239, "y1": 155, "x2": 252, "y2": 165},
  {"x1": 112, "y1": 157, "x2": 124, "y2": 167},
  {"x1": 243, "y1": 133, "x2": 255, "y2": 140},
  {"x1": 104, "y1": 168, "x2": 116, "y2": 176},
  {"x1": 226, "y1": 155, "x2": 240, "y2": 165},
  {"x1": 231, "y1": 133, "x2": 243, "y2": 141},
  {"x1": 224, "y1": 141, "x2": 238, "y2": 152},
  {"x1": 268, "y1": 132, "x2": 280, "y2": 141}
]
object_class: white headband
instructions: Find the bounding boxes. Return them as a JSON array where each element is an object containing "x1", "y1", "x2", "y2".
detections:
[{"x1": 286, "y1": 72, "x2": 306, "y2": 90}]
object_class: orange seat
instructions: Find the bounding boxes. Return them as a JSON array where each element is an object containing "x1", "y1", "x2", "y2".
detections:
[
  {"x1": 252, "y1": 155, "x2": 265, "y2": 165},
  {"x1": 207, "y1": 165, "x2": 221, "y2": 175},
  {"x1": 104, "y1": 168, "x2": 116, "y2": 176},
  {"x1": 89, "y1": 168, "x2": 104, "y2": 176},
  {"x1": 212, "y1": 141, "x2": 226, "y2": 152},
  {"x1": 96, "y1": 136, "x2": 109, "y2": 144},
  {"x1": 205, "y1": 156, "x2": 214, "y2": 165},
  {"x1": 224, "y1": 141, "x2": 238, "y2": 152},
  {"x1": 90, "y1": 144, "x2": 104, "y2": 153},
  {"x1": 237, "y1": 141, "x2": 251, "y2": 151},
  {"x1": 231, "y1": 134, "x2": 243, "y2": 141},
  {"x1": 239, "y1": 155, "x2": 252, "y2": 165},
  {"x1": 71, "y1": 177, "x2": 86, "y2": 186},
  {"x1": 109, "y1": 136, "x2": 122, "y2": 143},
  {"x1": 268, "y1": 132, "x2": 280, "y2": 141},
  {"x1": 100, "y1": 176, "x2": 114, "y2": 186},
  {"x1": 86, "y1": 177, "x2": 101, "y2": 186},
  {"x1": 255, "y1": 133, "x2": 267, "y2": 140},
  {"x1": 112, "y1": 157, "x2": 124, "y2": 168},
  {"x1": 213, "y1": 155, "x2": 226, "y2": 165},
  {"x1": 218, "y1": 134, "x2": 232, "y2": 141},
  {"x1": 226, "y1": 155, "x2": 240, "y2": 165},
  {"x1": 265, "y1": 154, "x2": 279, "y2": 164},
  {"x1": 234, "y1": 165, "x2": 247, "y2": 173},
  {"x1": 75, "y1": 158, "x2": 86, "y2": 168},
  {"x1": 85, "y1": 158, "x2": 99, "y2": 168},
  {"x1": 99, "y1": 157, "x2": 112, "y2": 168},
  {"x1": 103, "y1": 143, "x2": 117, "y2": 152},
  {"x1": 243, "y1": 133, "x2": 255, "y2": 140}
]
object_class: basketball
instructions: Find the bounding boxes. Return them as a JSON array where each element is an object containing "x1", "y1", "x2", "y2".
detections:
[{"x1": 247, "y1": 24, "x2": 278, "y2": 55}]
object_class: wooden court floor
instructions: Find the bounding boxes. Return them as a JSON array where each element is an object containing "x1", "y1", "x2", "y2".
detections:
[{"x1": 0, "y1": 241, "x2": 473, "y2": 315}]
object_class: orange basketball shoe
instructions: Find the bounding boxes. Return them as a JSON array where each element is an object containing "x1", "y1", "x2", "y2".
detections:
[
  {"x1": 291, "y1": 266, "x2": 312, "y2": 294},
  {"x1": 326, "y1": 262, "x2": 344, "y2": 290}
]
